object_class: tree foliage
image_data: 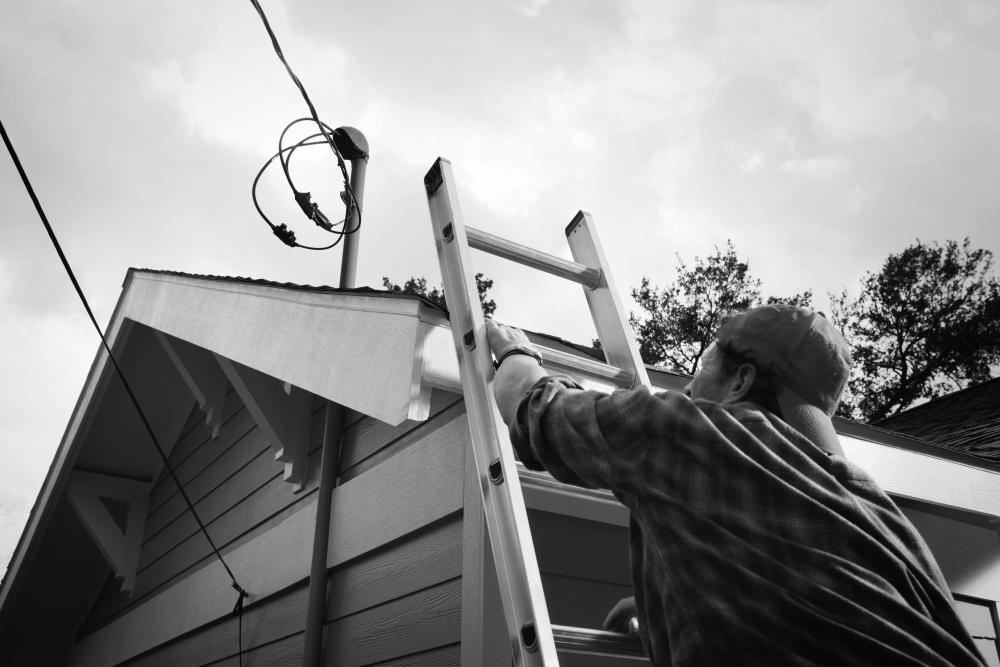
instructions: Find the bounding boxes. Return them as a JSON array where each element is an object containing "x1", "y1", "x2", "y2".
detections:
[
  {"x1": 629, "y1": 241, "x2": 812, "y2": 375},
  {"x1": 381, "y1": 273, "x2": 497, "y2": 318},
  {"x1": 830, "y1": 238, "x2": 1000, "y2": 422}
]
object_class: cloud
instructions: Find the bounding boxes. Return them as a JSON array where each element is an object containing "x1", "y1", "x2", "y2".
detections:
[
  {"x1": 517, "y1": 0, "x2": 551, "y2": 19},
  {"x1": 780, "y1": 155, "x2": 850, "y2": 179},
  {"x1": 137, "y1": 4, "x2": 349, "y2": 158},
  {"x1": 960, "y1": 1, "x2": 998, "y2": 26},
  {"x1": 712, "y1": 1, "x2": 952, "y2": 141},
  {"x1": 0, "y1": 490, "x2": 29, "y2": 575},
  {"x1": 740, "y1": 151, "x2": 766, "y2": 172}
]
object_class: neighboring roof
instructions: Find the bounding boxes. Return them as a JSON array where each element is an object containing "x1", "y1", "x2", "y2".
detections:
[{"x1": 875, "y1": 377, "x2": 1000, "y2": 462}]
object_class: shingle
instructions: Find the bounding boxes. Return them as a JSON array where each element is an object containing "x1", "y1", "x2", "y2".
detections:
[{"x1": 875, "y1": 378, "x2": 1000, "y2": 462}]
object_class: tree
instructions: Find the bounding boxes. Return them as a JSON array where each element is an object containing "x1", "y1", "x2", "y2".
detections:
[
  {"x1": 381, "y1": 273, "x2": 497, "y2": 318},
  {"x1": 630, "y1": 241, "x2": 812, "y2": 374},
  {"x1": 830, "y1": 238, "x2": 1000, "y2": 422}
]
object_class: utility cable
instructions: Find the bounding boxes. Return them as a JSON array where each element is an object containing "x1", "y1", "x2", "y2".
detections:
[
  {"x1": 0, "y1": 118, "x2": 249, "y2": 665},
  {"x1": 248, "y1": 0, "x2": 362, "y2": 249},
  {"x1": 252, "y1": 133, "x2": 355, "y2": 250}
]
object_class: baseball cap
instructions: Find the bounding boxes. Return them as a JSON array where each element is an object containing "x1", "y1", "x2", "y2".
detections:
[{"x1": 716, "y1": 304, "x2": 851, "y2": 456}]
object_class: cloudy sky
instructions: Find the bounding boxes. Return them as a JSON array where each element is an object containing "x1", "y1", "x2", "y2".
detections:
[{"x1": 1, "y1": 0, "x2": 998, "y2": 570}]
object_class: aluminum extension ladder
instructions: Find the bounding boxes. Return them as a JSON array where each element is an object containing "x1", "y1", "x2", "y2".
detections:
[{"x1": 424, "y1": 157, "x2": 653, "y2": 665}]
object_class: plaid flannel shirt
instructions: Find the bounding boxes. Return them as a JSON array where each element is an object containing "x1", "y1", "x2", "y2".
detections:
[{"x1": 510, "y1": 376, "x2": 985, "y2": 667}]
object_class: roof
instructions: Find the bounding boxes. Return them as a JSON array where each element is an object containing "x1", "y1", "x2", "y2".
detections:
[
  {"x1": 131, "y1": 268, "x2": 450, "y2": 314},
  {"x1": 875, "y1": 377, "x2": 1000, "y2": 462}
]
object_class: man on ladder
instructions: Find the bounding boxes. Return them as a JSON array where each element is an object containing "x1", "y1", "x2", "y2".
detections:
[{"x1": 486, "y1": 307, "x2": 985, "y2": 666}]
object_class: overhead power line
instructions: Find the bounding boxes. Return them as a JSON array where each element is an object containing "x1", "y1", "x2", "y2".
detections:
[
  {"x1": 0, "y1": 118, "x2": 249, "y2": 663},
  {"x1": 248, "y1": 0, "x2": 364, "y2": 250}
]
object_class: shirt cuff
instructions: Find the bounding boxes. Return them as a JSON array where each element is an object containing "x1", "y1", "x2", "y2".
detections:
[{"x1": 509, "y1": 374, "x2": 583, "y2": 469}]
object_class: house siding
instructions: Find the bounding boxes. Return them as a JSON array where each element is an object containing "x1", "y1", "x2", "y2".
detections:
[
  {"x1": 530, "y1": 510, "x2": 632, "y2": 629},
  {"x1": 73, "y1": 384, "x2": 467, "y2": 665}
]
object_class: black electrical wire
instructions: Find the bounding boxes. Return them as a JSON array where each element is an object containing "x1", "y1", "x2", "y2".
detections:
[
  {"x1": 278, "y1": 118, "x2": 338, "y2": 193},
  {"x1": 248, "y1": 0, "x2": 362, "y2": 249},
  {"x1": 0, "y1": 118, "x2": 249, "y2": 665},
  {"x1": 252, "y1": 135, "x2": 353, "y2": 250}
]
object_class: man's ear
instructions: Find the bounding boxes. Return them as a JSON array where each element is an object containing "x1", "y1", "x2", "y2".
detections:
[{"x1": 726, "y1": 363, "x2": 757, "y2": 403}]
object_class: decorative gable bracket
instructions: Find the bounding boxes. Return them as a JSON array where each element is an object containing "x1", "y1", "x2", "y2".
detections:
[
  {"x1": 65, "y1": 470, "x2": 151, "y2": 595},
  {"x1": 215, "y1": 354, "x2": 312, "y2": 492},
  {"x1": 155, "y1": 332, "x2": 227, "y2": 440}
]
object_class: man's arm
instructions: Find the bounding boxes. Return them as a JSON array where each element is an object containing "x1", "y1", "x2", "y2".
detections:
[
  {"x1": 486, "y1": 321, "x2": 548, "y2": 425},
  {"x1": 488, "y1": 322, "x2": 643, "y2": 639}
]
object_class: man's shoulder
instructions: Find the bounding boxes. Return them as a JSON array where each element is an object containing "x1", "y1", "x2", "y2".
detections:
[{"x1": 688, "y1": 396, "x2": 776, "y2": 426}]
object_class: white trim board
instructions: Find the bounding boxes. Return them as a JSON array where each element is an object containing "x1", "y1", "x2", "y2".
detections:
[{"x1": 842, "y1": 435, "x2": 1000, "y2": 520}]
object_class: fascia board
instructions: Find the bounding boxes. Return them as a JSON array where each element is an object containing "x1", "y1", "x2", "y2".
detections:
[{"x1": 840, "y1": 433, "x2": 1000, "y2": 520}]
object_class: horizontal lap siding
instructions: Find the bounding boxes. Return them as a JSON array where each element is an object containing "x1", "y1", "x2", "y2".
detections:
[
  {"x1": 81, "y1": 390, "x2": 325, "y2": 632},
  {"x1": 203, "y1": 637, "x2": 460, "y2": 667},
  {"x1": 338, "y1": 389, "x2": 463, "y2": 480},
  {"x1": 529, "y1": 510, "x2": 633, "y2": 629},
  {"x1": 124, "y1": 514, "x2": 463, "y2": 667},
  {"x1": 77, "y1": 385, "x2": 466, "y2": 665}
]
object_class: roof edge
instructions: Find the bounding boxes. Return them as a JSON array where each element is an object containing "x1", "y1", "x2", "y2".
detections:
[{"x1": 0, "y1": 271, "x2": 137, "y2": 624}]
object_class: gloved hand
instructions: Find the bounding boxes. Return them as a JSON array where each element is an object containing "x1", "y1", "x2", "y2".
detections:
[{"x1": 603, "y1": 596, "x2": 639, "y2": 635}]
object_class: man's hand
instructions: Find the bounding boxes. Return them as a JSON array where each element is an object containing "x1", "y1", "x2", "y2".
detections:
[
  {"x1": 485, "y1": 320, "x2": 534, "y2": 360},
  {"x1": 486, "y1": 321, "x2": 547, "y2": 425},
  {"x1": 603, "y1": 596, "x2": 639, "y2": 635}
]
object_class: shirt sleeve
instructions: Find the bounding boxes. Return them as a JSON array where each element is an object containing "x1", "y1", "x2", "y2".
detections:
[{"x1": 509, "y1": 374, "x2": 678, "y2": 494}]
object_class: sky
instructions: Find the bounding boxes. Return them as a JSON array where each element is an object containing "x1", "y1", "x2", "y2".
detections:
[{"x1": 1, "y1": 0, "x2": 998, "y2": 571}]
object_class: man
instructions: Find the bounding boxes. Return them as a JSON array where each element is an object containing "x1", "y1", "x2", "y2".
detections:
[{"x1": 486, "y1": 304, "x2": 984, "y2": 666}]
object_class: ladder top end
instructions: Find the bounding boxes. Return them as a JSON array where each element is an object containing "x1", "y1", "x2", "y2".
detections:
[
  {"x1": 424, "y1": 158, "x2": 449, "y2": 195},
  {"x1": 565, "y1": 210, "x2": 591, "y2": 236}
]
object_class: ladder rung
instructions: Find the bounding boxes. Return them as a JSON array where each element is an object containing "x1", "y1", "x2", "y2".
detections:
[
  {"x1": 518, "y1": 464, "x2": 629, "y2": 527},
  {"x1": 537, "y1": 343, "x2": 635, "y2": 388},
  {"x1": 552, "y1": 625, "x2": 649, "y2": 660},
  {"x1": 466, "y1": 226, "x2": 602, "y2": 289}
]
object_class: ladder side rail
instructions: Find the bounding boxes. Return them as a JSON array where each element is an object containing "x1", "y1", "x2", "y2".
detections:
[
  {"x1": 466, "y1": 226, "x2": 601, "y2": 288},
  {"x1": 425, "y1": 158, "x2": 559, "y2": 666},
  {"x1": 565, "y1": 212, "x2": 651, "y2": 389}
]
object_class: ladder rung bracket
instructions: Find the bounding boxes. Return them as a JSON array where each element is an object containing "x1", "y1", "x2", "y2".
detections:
[
  {"x1": 537, "y1": 344, "x2": 634, "y2": 388},
  {"x1": 552, "y1": 625, "x2": 649, "y2": 660},
  {"x1": 466, "y1": 226, "x2": 602, "y2": 289}
]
